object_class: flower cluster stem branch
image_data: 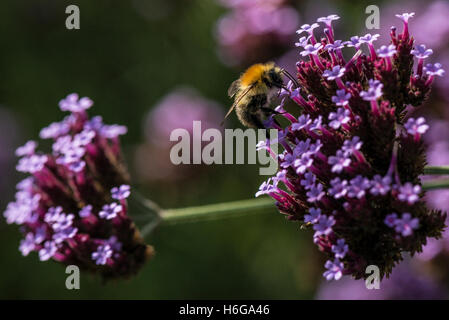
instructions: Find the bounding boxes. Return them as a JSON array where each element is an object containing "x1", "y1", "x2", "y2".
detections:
[
  {"x1": 137, "y1": 166, "x2": 449, "y2": 235},
  {"x1": 158, "y1": 198, "x2": 275, "y2": 224},
  {"x1": 154, "y1": 178, "x2": 449, "y2": 224},
  {"x1": 423, "y1": 166, "x2": 449, "y2": 175},
  {"x1": 422, "y1": 179, "x2": 449, "y2": 191}
]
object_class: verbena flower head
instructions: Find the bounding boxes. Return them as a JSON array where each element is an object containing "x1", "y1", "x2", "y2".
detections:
[
  {"x1": 317, "y1": 14, "x2": 340, "y2": 29},
  {"x1": 331, "y1": 89, "x2": 351, "y2": 106},
  {"x1": 377, "y1": 44, "x2": 397, "y2": 58},
  {"x1": 424, "y1": 63, "x2": 445, "y2": 77},
  {"x1": 4, "y1": 93, "x2": 153, "y2": 280},
  {"x1": 296, "y1": 23, "x2": 319, "y2": 36},
  {"x1": 344, "y1": 36, "x2": 362, "y2": 48},
  {"x1": 324, "y1": 40, "x2": 345, "y2": 52},
  {"x1": 295, "y1": 35, "x2": 312, "y2": 48},
  {"x1": 257, "y1": 13, "x2": 446, "y2": 281},
  {"x1": 323, "y1": 65, "x2": 346, "y2": 80},
  {"x1": 404, "y1": 117, "x2": 429, "y2": 140},
  {"x1": 359, "y1": 33, "x2": 380, "y2": 44},
  {"x1": 411, "y1": 44, "x2": 433, "y2": 59},
  {"x1": 301, "y1": 43, "x2": 323, "y2": 57},
  {"x1": 359, "y1": 79, "x2": 383, "y2": 101},
  {"x1": 328, "y1": 108, "x2": 351, "y2": 130}
]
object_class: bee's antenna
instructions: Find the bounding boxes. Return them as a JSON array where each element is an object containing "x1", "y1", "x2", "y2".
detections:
[{"x1": 280, "y1": 69, "x2": 299, "y2": 88}]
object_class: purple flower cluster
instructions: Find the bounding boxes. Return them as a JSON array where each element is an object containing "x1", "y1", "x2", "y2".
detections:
[
  {"x1": 385, "y1": 213, "x2": 420, "y2": 236},
  {"x1": 4, "y1": 94, "x2": 153, "y2": 280},
  {"x1": 256, "y1": 13, "x2": 446, "y2": 280},
  {"x1": 215, "y1": 0, "x2": 299, "y2": 66}
]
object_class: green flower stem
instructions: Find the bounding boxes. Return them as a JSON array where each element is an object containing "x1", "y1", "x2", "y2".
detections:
[
  {"x1": 422, "y1": 179, "x2": 449, "y2": 191},
  {"x1": 139, "y1": 198, "x2": 275, "y2": 237},
  {"x1": 147, "y1": 179, "x2": 449, "y2": 227},
  {"x1": 136, "y1": 166, "x2": 449, "y2": 235},
  {"x1": 159, "y1": 198, "x2": 275, "y2": 224},
  {"x1": 423, "y1": 166, "x2": 449, "y2": 175},
  {"x1": 153, "y1": 176, "x2": 449, "y2": 225}
]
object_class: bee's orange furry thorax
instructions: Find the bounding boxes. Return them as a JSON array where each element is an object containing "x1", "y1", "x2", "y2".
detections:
[{"x1": 240, "y1": 63, "x2": 273, "y2": 87}]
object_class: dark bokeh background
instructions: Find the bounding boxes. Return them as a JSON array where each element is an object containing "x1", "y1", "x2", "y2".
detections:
[{"x1": 2, "y1": 0, "x2": 446, "y2": 299}]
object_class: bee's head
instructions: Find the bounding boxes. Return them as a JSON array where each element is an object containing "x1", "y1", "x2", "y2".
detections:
[{"x1": 268, "y1": 66, "x2": 284, "y2": 88}]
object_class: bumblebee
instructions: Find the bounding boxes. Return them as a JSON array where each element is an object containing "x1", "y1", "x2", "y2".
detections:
[{"x1": 223, "y1": 62, "x2": 298, "y2": 129}]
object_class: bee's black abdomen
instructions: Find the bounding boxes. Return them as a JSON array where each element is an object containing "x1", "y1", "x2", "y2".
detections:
[
  {"x1": 236, "y1": 94, "x2": 270, "y2": 128},
  {"x1": 247, "y1": 94, "x2": 267, "y2": 112},
  {"x1": 236, "y1": 110, "x2": 265, "y2": 129}
]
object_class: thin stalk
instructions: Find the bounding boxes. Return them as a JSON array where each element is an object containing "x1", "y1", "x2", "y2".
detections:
[
  {"x1": 423, "y1": 166, "x2": 449, "y2": 175},
  {"x1": 422, "y1": 179, "x2": 449, "y2": 191},
  {"x1": 135, "y1": 165, "x2": 449, "y2": 237},
  {"x1": 159, "y1": 198, "x2": 275, "y2": 225}
]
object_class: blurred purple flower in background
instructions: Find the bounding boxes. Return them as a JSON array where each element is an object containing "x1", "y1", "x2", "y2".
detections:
[
  {"x1": 419, "y1": 120, "x2": 449, "y2": 261},
  {"x1": 134, "y1": 87, "x2": 224, "y2": 182},
  {"x1": 316, "y1": 261, "x2": 447, "y2": 299},
  {"x1": 215, "y1": 0, "x2": 299, "y2": 66}
]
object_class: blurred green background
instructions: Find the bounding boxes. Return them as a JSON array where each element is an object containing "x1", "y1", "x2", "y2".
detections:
[{"x1": 0, "y1": 0, "x2": 389, "y2": 299}]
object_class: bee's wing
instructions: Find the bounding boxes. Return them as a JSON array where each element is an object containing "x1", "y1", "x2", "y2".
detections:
[
  {"x1": 221, "y1": 103, "x2": 237, "y2": 126},
  {"x1": 221, "y1": 84, "x2": 254, "y2": 126},
  {"x1": 227, "y1": 79, "x2": 241, "y2": 97}
]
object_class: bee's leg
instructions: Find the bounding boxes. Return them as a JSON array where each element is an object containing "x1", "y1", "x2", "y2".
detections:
[
  {"x1": 260, "y1": 107, "x2": 281, "y2": 116},
  {"x1": 260, "y1": 107, "x2": 284, "y2": 126},
  {"x1": 261, "y1": 115, "x2": 280, "y2": 140},
  {"x1": 262, "y1": 111, "x2": 285, "y2": 142}
]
